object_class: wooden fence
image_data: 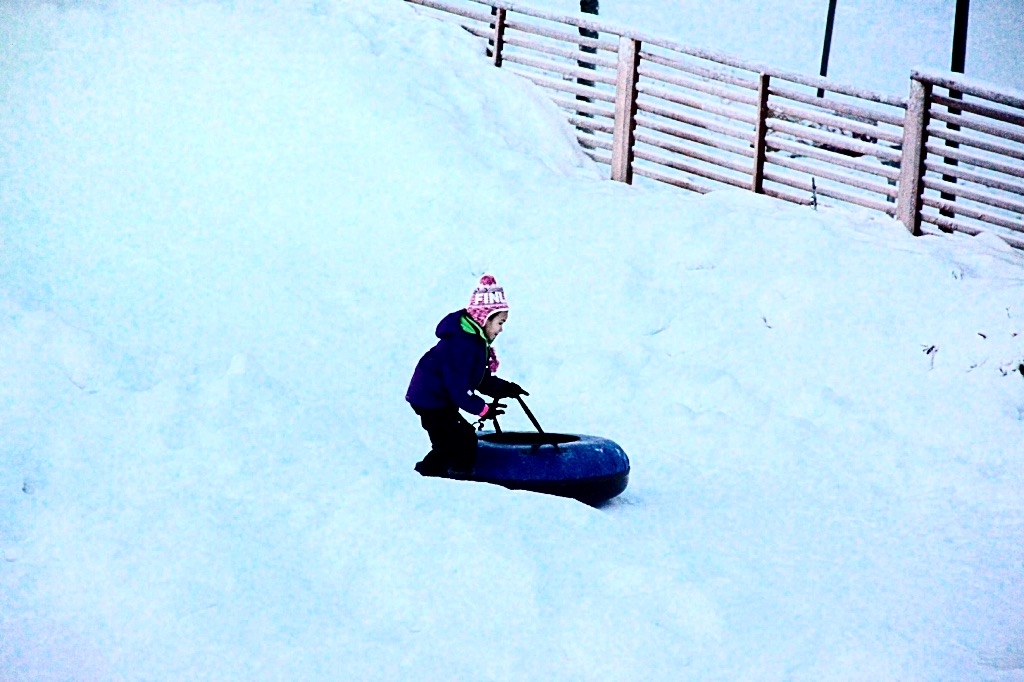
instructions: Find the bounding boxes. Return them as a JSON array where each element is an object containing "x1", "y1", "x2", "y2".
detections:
[
  {"x1": 404, "y1": 0, "x2": 1024, "y2": 250},
  {"x1": 901, "y1": 70, "x2": 1024, "y2": 246}
]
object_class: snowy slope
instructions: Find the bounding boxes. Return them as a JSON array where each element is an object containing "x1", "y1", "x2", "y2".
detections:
[{"x1": 1, "y1": 1, "x2": 1023, "y2": 681}]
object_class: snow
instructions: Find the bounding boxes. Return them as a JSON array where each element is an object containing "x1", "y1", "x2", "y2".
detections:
[{"x1": 1, "y1": 1, "x2": 1022, "y2": 680}]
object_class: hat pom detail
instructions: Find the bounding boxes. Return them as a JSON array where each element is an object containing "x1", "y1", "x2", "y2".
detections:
[{"x1": 467, "y1": 274, "x2": 509, "y2": 328}]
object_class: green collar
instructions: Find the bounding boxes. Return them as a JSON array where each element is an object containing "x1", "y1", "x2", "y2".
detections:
[{"x1": 461, "y1": 313, "x2": 491, "y2": 348}]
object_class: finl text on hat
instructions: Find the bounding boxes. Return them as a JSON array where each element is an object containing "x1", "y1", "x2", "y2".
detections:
[{"x1": 473, "y1": 291, "x2": 506, "y2": 305}]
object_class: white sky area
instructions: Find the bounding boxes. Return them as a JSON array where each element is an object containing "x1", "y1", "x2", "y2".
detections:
[{"x1": 530, "y1": 0, "x2": 1024, "y2": 95}]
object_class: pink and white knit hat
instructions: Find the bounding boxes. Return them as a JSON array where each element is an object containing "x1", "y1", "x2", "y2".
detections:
[{"x1": 466, "y1": 274, "x2": 509, "y2": 327}]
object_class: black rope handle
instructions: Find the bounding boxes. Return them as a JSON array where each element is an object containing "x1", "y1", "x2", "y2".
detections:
[
  {"x1": 515, "y1": 395, "x2": 544, "y2": 434},
  {"x1": 477, "y1": 396, "x2": 544, "y2": 435}
]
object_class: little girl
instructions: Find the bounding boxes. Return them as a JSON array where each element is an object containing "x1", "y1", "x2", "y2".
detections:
[{"x1": 406, "y1": 275, "x2": 526, "y2": 477}]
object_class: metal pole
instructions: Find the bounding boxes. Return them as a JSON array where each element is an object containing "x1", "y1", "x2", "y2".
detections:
[
  {"x1": 576, "y1": 0, "x2": 600, "y2": 138},
  {"x1": 940, "y1": 0, "x2": 969, "y2": 220},
  {"x1": 951, "y1": 0, "x2": 970, "y2": 74},
  {"x1": 816, "y1": 0, "x2": 838, "y2": 97}
]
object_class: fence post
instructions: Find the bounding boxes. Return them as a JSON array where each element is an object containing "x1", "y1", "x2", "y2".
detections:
[
  {"x1": 611, "y1": 36, "x2": 641, "y2": 184},
  {"x1": 752, "y1": 73, "x2": 771, "y2": 193},
  {"x1": 491, "y1": 8, "x2": 507, "y2": 67},
  {"x1": 896, "y1": 75, "x2": 931, "y2": 236}
]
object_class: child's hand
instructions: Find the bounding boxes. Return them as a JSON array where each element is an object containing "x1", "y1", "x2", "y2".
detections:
[
  {"x1": 475, "y1": 400, "x2": 507, "y2": 431},
  {"x1": 479, "y1": 401, "x2": 507, "y2": 421},
  {"x1": 504, "y1": 382, "x2": 528, "y2": 398}
]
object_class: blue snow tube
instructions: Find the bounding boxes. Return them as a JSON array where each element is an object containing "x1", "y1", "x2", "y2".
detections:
[{"x1": 473, "y1": 430, "x2": 630, "y2": 505}]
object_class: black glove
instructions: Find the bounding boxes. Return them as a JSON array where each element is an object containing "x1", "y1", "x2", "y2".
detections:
[
  {"x1": 479, "y1": 400, "x2": 507, "y2": 422},
  {"x1": 475, "y1": 400, "x2": 507, "y2": 430},
  {"x1": 502, "y1": 382, "x2": 529, "y2": 398}
]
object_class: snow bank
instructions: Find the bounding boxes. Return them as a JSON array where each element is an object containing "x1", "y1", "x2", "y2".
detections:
[{"x1": 1, "y1": 1, "x2": 1022, "y2": 681}]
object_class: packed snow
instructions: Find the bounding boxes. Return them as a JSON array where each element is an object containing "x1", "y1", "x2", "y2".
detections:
[{"x1": 1, "y1": 1, "x2": 1022, "y2": 680}]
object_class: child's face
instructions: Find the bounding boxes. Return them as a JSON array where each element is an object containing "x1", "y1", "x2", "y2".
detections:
[{"x1": 483, "y1": 311, "x2": 508, "y2": 341}]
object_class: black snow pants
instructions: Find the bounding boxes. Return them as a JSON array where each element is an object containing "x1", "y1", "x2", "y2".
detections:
[{"x1": 411, "y1": 405, "x2": 478, "y2": 477}]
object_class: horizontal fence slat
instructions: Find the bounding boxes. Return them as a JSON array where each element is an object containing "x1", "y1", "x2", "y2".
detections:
[
  {"x1": 634, "y1": 148, "x2": 751, "y2": 189},
  {"x1": 926, "y1": 125, "x2": 1024, "y2": 161},
  {"x1": 550, "y1": 95, "x2": 616, "y2": 119},
  {"x1": 503, "y1": 34, "x2": 618, "y2": 69},
  {"x1": 577, "y1": 131, "x2": 613, "y2": 150},
  {"x1": 406, "y1": 0, "x2": 495, "y2": 25},
  {"x1": 763, "y1": 170, "x2": 897, "y2": 214},
  {"x1": 511, "y1": 69, "x2": 617, "y2": 102},
  {"x1": 635, "y1": 121, "x2": 755, "y2": 160},
  {"x1": 923, "y1": 140, "x2": 1024, "y2": 179},
  {"x1": 639, "y1": 36, "x2": 907, "y2": 108},
  {"x1": 504, "y1": 16, "x2": 618, "y2": 53},
  {"x1": 634, "y1": 131, "x2": 754, "y2": 175},
  {"x1": 922, "y1": 158, "x2": 1024, "y2": 196},
  {"x1": 566, "y1": 114, "x2": 616, "y2": 134},
  {"x1": 637, "y1": 83, "x2": 757, "y2": 125},
  {"x1": 633, "y1": 164, "x2": 714, "y2": 193},
  {"x1": 466, "y1": 0, "x2": 628, "y2": 39},
  {"x1": 463, "y1": 23, "x2": 496, "y2": 40},
  {"x1": 913, "y1": 69, "x2": 1024, "y2": 109},
  {"x1": 919, "y1": 213, "x2": 1024, "y2": 248},
  {"x1": 765, "y1": 153, "x2": 898, "y2": 199},
  {"x1": 581, "y1": 150, "x2": 612, "y2": 166},
  {"x1": 637, "y1": 64, "x2": 760, "y2": 106},
  {"x1": 767, "y1": 119, "x2": 902, "y2": 162},
  {"x1": 638, "y1": 50, "x2": 759, "y2": 92},
  {"x1": 919, "y1": 213, "x2": 980, "y2": 236},
  {"x1": 502, "y1": 51, "x2": 617, "y2": 85},
  {"x1": 921, "y1": 175, "x2": 1024, "y2": 215},
  {"x1": 766, "y1": 135, "x2": 901, "y2": 181},
  {"x1": 769, "y1": 100, "x2": 904, "y2": 144},
  {"x1": 931, "y1": 93, "x2": 1024, "y2": 128},
  {"x1": 921, "y1": 195, "x2": 1024, "y2": 232},
  {"x1": 620, "y1": 35, "x2": 771, "y2": 82},
  {"x1": 635, "y1": 105, "x2": 754, "y2": 144},
  {"x1": 761, "y1": 185, "x2": 815, "y2": 206},
  {"x1": 929, "y1": 109, "x2": 1024, "y2": 146},
  {"x1": 577, "y1": 132, "x2": 613, "y2": 163},
  {"x1": 761, "y1": 170, "x2": 815, "y2": 196},
  {"x1": 768, "y1": 84, "x2": 906, "y2": 127}
]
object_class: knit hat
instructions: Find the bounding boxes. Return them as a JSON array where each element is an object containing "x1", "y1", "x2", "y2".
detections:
[{"x1": 466, "y1": 274, "x2": 509, "y2": 328}]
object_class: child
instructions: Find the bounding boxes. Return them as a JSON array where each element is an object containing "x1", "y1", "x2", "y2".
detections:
[{"x1": 406, "y1": 274, "x2": 527, "y2": 477}]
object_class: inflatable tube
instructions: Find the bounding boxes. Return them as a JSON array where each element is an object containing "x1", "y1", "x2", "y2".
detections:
[{"x1": 470, "y1": 431, "x2": 630, "y2": 505}]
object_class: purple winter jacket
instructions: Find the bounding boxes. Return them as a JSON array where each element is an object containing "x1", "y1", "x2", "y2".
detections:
[{"x1": 406, "y1": 310, "x2": 512, "y2": 415}]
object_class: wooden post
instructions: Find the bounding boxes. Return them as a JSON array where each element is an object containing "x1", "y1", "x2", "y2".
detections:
[
  {"x1": 896, "y1": 76, "x2": 931, "y2": 236},
  {"x1": 611, "y1": 36, "x2": 641, "y2": 184},
  {"x1": 752, "y1": 73, "x2": 771, "y2": 194},
  {"x1": 492, "y1": 8, "x2": 507, "y2": 67}
]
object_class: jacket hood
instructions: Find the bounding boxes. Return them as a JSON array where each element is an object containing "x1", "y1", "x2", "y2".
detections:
[{"x1": 435, "y1": 309, "x2": 471, "y2": 339}]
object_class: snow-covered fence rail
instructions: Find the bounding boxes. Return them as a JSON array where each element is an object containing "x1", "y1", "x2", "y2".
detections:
[
  {"x1": 757, "y1": 73, "x2": 906, "y2": 213},
  {"x1": 403, "y1": 0, "x2": 1024, "y2": 250},
  {"x1": 900, "y1": 70, "x2": 1024, "y2": 248},
  {"x1": 406, "y1": 0, "x2": 623, "y2": 165},
  {"x1": 631, "y1": 37, "x2": 907, "y2": 214}
]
